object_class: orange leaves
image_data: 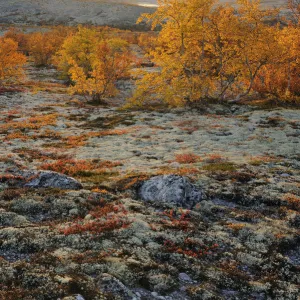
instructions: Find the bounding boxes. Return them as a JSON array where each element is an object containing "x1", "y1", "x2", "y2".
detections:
[
  {"x1": 58, "y1": 129, "x2": 130, "y2": 148},
  {"x1": 4, "y1": 131, "x2": 29, "y2": 141},
  {"x1": 282, "y1": 193, "x2": 300, "y2": 211},
  {"x1": 252, "y1": 24, "x2": 300, "y2": 101},
  {"x1": 41, "y1": 159, "x2": 123, "y2": 177},
  {"x1": 67, "y1": 37, "x2": 132, "y2": 102},
  {"x1": 61, "y1": 203, "x2": 131, "y2": 236},
  {"x1": 0, "y1": 38, "x2": 26, "y2": 86},
  {"x1": 129, "y1": 0, "x2": 300, "y2": 107},
  {"x1": 4, "y1": 26, "x2": 73, "y2": 67},
  {"x1": 161, "y1": 209, "x2": 193, "y2": 231},
  {"x1": 53, "y1": 26, "x2": 132, "y2": 102},
  {"x1": 3, "y1": 28, "x2": 28, "y2": 53},
  {"x1": 0, "y1": 113, "x2": 58, "y2": 135},
  {"x1": 64, "y1": 135, "x2": 88, "y2": 147},
  {"x1": 164, "y1": 238, "x2": 219, "y2": 259},
  {"x1": 41, "y1": 159, "x2": 93, "y2": 176},
  {"x1": 227, "y1": 223, "x2": 246, "y2": 233},
  {"x1": 175, "y1": 153, "x2": 201, "y2": 164},
  {"x1": 26, "y1": 27, "x2": 72, "y2": 66},
  {"x1": 27, "y1": 32, "x2": 57, "y2": 66}
]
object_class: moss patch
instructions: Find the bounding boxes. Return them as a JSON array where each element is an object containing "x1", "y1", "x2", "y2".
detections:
[
  {"x1": 202, "y1": 162, "x2": 238, "y2": 172},
  {"x1": 84, "y1": 114, "x2": 136, "y2": 129}
]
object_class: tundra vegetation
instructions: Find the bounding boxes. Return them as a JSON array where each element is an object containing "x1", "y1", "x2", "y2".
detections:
[
  {"x1": 0, "y1": 0, "x2": 299, "y2": 105},
  {"x1": 129, "y1": 0, "x2": 300, "y2": 107},
  {"x1": 0, "y1": 0, "x2": 300, "y2": 299}
]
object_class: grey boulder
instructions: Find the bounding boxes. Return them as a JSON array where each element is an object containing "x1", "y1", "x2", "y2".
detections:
[
  {"x1": 138, "y1": 175, "x2": 202, "y2": 208},
  {"x1": 24, "y1": 171, "x2": 82, "y2": 190}
]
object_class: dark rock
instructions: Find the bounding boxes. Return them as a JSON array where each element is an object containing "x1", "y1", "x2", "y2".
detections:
[
  {"x1": 140, "y1": 62, "x2": 155, "y2": 67},
  {"x1": 97, "y1": 273, "x2": 136, "y2": 299},
  {"x1": 24, "y1": 171, "x2": 82, "y2": 190},
  {"x1": 138, "y1": 175, "x2": 202, "y2": 208},
  {"x1": 289, "y1": 214, "x2": 300, "y2": 228},
  {"x1": 133, "y1": 150, "x2": 142, "y2": 156}
]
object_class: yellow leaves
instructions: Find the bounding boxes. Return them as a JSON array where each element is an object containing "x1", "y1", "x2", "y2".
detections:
[
  {"x1": 129, "y1": 0, "x2": 299, "y2": 107},
  {"x1": 0, "y1": 38, "x2": 27, "y2": 85},
  {"x1": 63, "y1": 32, "x2": 132, "y2": 102},
  {"x1": 55, "y1": 26, "x2": 103, "y2": 77},
  {"x1": 26, "y1": 27, "x2": 71, "y2": 66}
]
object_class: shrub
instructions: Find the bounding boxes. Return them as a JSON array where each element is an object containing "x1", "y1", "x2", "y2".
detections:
[
  {"x1": 0, "y1": 38, "x2": 27, "y2": 87},
  {"x1": 175, "y1": 153, "x2": 201, "y2": 164},
  {"x1": 26, "y1": 27, "x2": 72, "y2": 66},
  {"x1": 127, "y1": 0, "x2": 300, "y2": 107},
  {"x1": 61, "y1": 203, "x2": 131, "y2": 235}
]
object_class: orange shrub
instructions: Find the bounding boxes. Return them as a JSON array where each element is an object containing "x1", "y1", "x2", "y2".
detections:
[
  {"x1": 282, "y1": 193, "x2": 300, "y2": 211},
  {"x1": 253, "y1": 64, "x2": 300, "y2": 100},
  {"x1": 61, "y1": 203, "x2": 131, "y2": 235},
  {"x1": 175, "y1": 153, "x2": 201, "y2": 164},
  {"x1": 41, "y1": 159, "x2": 122, "y2": 177},
  {"x1": 27, "y1": 28, "x2": 71, "y2": 66},
  {"x1": 164, "y1": 238, "x2": 218, "y2": 259},
  {"x1": 137, "y1": 32, "x2": 157, "y2": 53},
  {"x1": 3, "y1": 28, "x2": 28, "y2": 54},
  {"x1": 0, "y1": 38, "x2": 27, "y2": 86}
]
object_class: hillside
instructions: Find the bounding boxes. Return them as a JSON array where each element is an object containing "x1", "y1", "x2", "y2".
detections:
[
  {"x1": 0, "y1": 0, "x2": 287, "y2": 29},
  {"x1": 0, "y1": 0, "x2": 155, "y2": 29}
]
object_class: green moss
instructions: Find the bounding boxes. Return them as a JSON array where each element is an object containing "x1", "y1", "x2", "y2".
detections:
[
  {"x1": 84, "y1": 114, "x2": 136, "y2": 129},
  {"x1": 202, "y1": 162, "x2": 237, "y2": 172},
  {"x1": 249, "y1": 160, "x2": 263, "y2": 166},
  {"x1": 67, "y1": 114, "x2": 89, "y2": 122},
  {"x1": 78, "y1": 171, "x2": 119, "y2": 184}
]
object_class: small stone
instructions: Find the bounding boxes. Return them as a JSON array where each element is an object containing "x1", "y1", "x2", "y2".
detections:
[
  {"x1": 178, "y1": 273, "x2": 192, "y2": 282},
  {"x1": 84, "y1": 214, "x2": 93, "y2": 220},
  {"x1": 280, "y1": 173, "x2": 290, "y2": 177},
  {"x1": 68, "y1": 208, "x2": 79, "y2": 216},
  {"x1": 133, "y1": 150, "x2": 142, "y2": 156}
]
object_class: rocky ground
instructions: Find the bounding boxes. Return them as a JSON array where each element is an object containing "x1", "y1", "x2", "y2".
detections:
[{"x1": 0, "y1": 60, "x2": 300, "y2": 299}]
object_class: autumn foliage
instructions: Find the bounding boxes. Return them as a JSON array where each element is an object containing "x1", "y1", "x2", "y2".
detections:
[
  {"x1": 62, "y1": 203, "x2": 131, "y2": 235},
  {"x1": 26, "y1": 27, "x2": 72, "y2": 66},
  {"x1": 1, "y1": 1, "x2": 299, "y2": 106},
  {"x1": 0, "y1": 38, "x2": 27, "y2": 87},
  {"x1": 127, "y1": 0, "x2": 300, "y2": 107},
  {"x1": 55, "y1": 26, "x2": 132, "y2": 102}
]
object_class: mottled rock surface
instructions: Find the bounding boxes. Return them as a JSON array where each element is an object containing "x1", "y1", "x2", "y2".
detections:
[
  {"x1": 24, "y1": 171, "x2": 83, "y2": 190},
  {"x1": 139, "y1": 175, "x2": 202, "y2": 208}
]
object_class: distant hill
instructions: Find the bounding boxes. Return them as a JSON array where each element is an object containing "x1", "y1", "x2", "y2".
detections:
[
  {"x1": 0, "y1": 0, "x2": 155, "y2": 29},
  {"x1": 0, "y1": 0, "x2": 287, "y2": 29}
]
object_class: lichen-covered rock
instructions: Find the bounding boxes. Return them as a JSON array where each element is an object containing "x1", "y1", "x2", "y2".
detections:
[
  {"x1": 24, "y1": 171, "x2": 82, "y2": 190},
  {"x1": 61, "y1": 294, "x2": 85, "y2": 300},
  {"x1": 138, "y1": 175, "x2": 202, "y2": 208},
  {"x1": 0, "y1": 211, "x2": 31, "y2": 227},
  {"x1": 97, "y1": 273, "x2": 137, "y2": 299}
]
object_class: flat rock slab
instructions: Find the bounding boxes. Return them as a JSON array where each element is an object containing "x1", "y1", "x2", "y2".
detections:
[
  {"x1": 138, "y1": 175, "x2": 202, "y2": 208},
  {"x1": 24, "y1": 171, "x2": 82, "y2": 190}
]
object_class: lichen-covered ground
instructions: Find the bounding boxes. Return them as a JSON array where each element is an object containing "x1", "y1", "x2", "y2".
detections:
[{"x1": 0, "y1": 64, "x2": 299, "y2": 299}]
